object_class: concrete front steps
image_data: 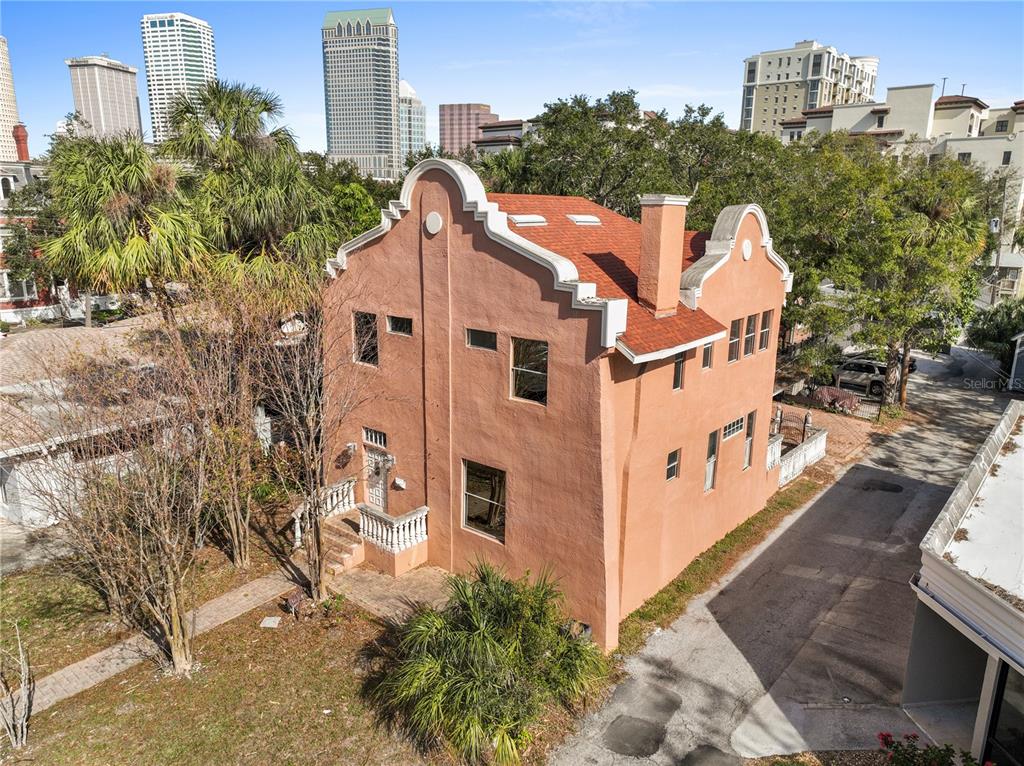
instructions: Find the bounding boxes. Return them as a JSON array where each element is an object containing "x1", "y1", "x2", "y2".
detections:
[{"x1": 322, "y1": 511, "x2": 365, "y2": 576}]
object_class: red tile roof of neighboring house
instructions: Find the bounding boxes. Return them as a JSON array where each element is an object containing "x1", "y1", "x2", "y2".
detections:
[
  {"x1": 488, "y1": 194, "x2": 726, "y2": 356},
  {"x1": 935, "y1": 95, "x2": 989, "y2": 109}
]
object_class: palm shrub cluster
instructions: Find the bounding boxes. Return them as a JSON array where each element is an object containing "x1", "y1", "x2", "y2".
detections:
[{"x1": 366, "y1": 562, "x2": 606, "y2": 765}]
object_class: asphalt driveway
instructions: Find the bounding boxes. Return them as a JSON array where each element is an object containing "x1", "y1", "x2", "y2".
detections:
[{"x1": 551, "y1": 348, "x2": 1010, "y2": 765}]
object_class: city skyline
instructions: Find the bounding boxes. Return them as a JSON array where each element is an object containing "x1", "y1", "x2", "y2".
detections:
[{"x1": 1, "y1": 1, "x2": 1021, "y2": 158}]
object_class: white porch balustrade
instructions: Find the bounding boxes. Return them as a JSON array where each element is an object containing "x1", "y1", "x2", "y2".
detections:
[
  {"x1": 766, "y1": 433, "x2": 783, "y2": 470},
  {"x1": 358, "y1": 504, "x2": 428, "y2": 554}
]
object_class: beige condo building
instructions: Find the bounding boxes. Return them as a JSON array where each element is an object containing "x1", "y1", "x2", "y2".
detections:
[
  {"x1": 740, "y1": 40, "x2": 878, "y2": 138},
  {"x1": 66, "y1": 55, "x2": 143, "y2": 138}
]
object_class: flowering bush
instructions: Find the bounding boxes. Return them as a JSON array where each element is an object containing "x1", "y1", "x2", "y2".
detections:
[
  {"x1": 877, "y1": 732, "x2": 990, "y2": 766},
  {"x1": 810, "y1": 385, "x2": 860, "y2": 415}
]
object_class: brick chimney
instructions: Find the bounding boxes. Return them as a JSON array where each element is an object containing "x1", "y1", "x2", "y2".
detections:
[
  {"x1": 12, "y1": 123, "x2": 28, "y2": 162},
  {"x1": 637, "y1": 194, "x2": 691, "y2": 317}
]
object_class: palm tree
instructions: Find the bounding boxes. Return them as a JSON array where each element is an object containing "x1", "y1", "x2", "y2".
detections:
[
  {"x1": 42, "y1": 134, "x2": 208, "y2": 325},
  {"x1": 162, "y1": 80, "x2": 294, "y2": 173},
  {"x1": 162, "y1": 81, "x2": 343, "y2": 291}
]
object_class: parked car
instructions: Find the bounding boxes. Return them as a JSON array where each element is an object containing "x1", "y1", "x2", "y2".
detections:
[
  {"x1": 832, "y1": 359, "x2": 889, "y2": 396},
  {"x1": 844, "y1": 349, "x2": 918, "y2": 374}
]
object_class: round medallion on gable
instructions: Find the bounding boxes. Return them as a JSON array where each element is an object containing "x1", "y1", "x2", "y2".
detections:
[
  {"x1": 425, "y1": 211, "x2": 444, "y2": 235},
  {"x1": 742, "y1": 239, "x2": 753, "y2": 260}
]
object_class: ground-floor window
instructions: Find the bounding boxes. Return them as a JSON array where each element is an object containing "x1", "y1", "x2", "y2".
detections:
[
  {"x1": 987, "y1": 663, "x2": 1024, "y2": 766},
  {"x1": 463, "y1": 459, "x2": 506, "y2": 543}
]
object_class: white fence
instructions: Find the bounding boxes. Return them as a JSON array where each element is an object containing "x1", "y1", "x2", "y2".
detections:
[
  {"x1": 778, "y1": 428, "x2": 828, "y2": 487},
  {"x1": 766, "y1": 434, "x2": 783, "y2": 470},
  {"x1": 359, "y1": 504, "x2": 428, "y2": 554}
]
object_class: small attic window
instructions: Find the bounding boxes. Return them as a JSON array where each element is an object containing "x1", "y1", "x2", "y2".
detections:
[
  {"x1": 567, "y1": 214, "x2": 600, "y2": 226},
  {"x1": 508, "y1": 214, "x2": 547, "y2": 227}
]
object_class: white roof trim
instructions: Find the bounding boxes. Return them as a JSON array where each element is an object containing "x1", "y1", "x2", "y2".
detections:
[
  {"x1": 616, "y1": 329, "x2": 727, "y2": 364},
  {"x1": 567, "y1": 214, "x2": 601, "y2": 226},
  {"x1": 326, "y1": 158, "x2": 628, "y2": 348},
  {"x1": 679, "y1": 203, "x2": 793, "y2": 310},
  {"x1": 508, "y1": 214, "x2": 547, "y2": 227}
]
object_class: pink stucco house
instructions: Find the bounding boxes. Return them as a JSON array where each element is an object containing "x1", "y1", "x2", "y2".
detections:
[{"x1": 322, "y1": 158, "x2": 793, "y2": 650}]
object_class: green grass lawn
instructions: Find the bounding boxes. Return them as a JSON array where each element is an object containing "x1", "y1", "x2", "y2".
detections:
[{"x1": 20, "y1": 597, "x2": 426, "y2": 766}]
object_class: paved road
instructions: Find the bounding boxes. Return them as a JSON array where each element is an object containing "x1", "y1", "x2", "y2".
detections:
[{"x1": 552, "y1": 348, "x2": 1011, "y2": 766}]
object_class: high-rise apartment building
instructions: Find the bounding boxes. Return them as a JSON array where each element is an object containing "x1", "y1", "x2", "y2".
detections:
[
  {"x1": 66, "y1": 55, "x2": 143, "y2": 138},
  {"x1": 740, "y1": 40, "x2": 877, "y2": 137},
  {"x1": 322, "y1": 9, "x2": 401, "y2": 180},
  {"x1": 0, "y1": 37, "x2": 21, "y2": 162},
  {"x1": 439, "y1": 103, "x2": 498, "y2": 154},
  {"x1": 398, "y1": 80, "x2": 426, "y2": 161},
  {"x1": 140, "y1": 13, "x2": 217, "y2": 142}
]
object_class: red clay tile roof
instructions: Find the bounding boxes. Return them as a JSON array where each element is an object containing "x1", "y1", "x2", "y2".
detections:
[
  {"x1": 802, "y1": 106, "x2": 834, "y2": 116},
  {"x1": 935, "y1": 95, "x2": 989, "y2": 109},
  {"x1": 488, "y1": 194, "x2": 725, "y2": 357}
]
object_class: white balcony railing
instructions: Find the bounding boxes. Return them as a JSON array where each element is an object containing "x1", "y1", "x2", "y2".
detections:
[
  {"x1": 767, "y1": 433, "x2": 783, "y2": 470},
  {"x1": 359, "y1": 504, "x2": 428, "y2": 554}
]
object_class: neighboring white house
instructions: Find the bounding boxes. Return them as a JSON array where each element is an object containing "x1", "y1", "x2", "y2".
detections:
[
  {"x1": 781, "y1": 85, "x2": 1024, "y2": 306},
  {"x1": 902, "y1": 399, "x2": 1023, "y2": 760}
]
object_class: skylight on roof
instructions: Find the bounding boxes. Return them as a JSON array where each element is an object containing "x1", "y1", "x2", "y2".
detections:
[
  {"x1": 567, "y1": 214, "x2": 601, "y2": 226},
  {"x1": 508, "y1": 214, "x2": 547, "y2": 227}
]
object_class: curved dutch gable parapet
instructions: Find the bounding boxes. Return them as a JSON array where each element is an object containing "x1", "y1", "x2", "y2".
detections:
[
  {"x1": 326, "y1": 158, "x2": 628, "y2": 348},
  {"x1": 678, "y1": 203, "x2": 794, "y2": 310}
]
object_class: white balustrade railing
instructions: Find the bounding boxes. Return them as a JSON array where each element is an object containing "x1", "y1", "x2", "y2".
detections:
[
  {"x1": 359, "y1": 504, "x2": 428, "y2": 554},
  {"x1": 766, "y1": 434, "x2": 783, "y2": 470},
  {"x1": 292, "y1": 477, "x2": 357, "y2": 547},
  {"x1": 778, "y1": 428, "x2": 828, "y2": 487}
]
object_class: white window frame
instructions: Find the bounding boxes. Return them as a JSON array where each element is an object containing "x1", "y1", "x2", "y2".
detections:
[
  {"x1": 510, "y1": 337, "x2": 548, "y2": 406},
  {"x1": 743, "y1": 411, "x2": 756, "y2": 470},
  {"x1": 705, "y1": 431, "x2": 718, "y2": 492},
  {"x1": 462, "y1": 459, "x2": 507, "y2": 543},
  {"x1": 362, "y1": 427, "x2": 387, "y2": 449},
  {"x1": 743, "y1": 314, "x2": 757, "y2": 357},
  {"x1": 0, "y1": 271, "x2": 38, "y2": 302},
  {"x1": 666, "y1": 449, "x2": 680, "y2": 481},
  {"x1": 702, "y1": 343, "x2": 713, "y2": 370},
  {"x1": 759, "y1": 310, "x2": 773, "y2": 351},
  {"x1": 466, "y1": 328, "x2": 497, "y2": 350},
  {"x1": 723, "y1": 416, "x2": 744, "y2": 440},
  {"x1": 728, "y1": 319, "x2": 742, "y2": 362},
  {"x1": 386, "y1": 315, "x2": 413, "y2": 336},
  {"x1": 672, "y1": 352, "x2": 684, "y2": 390}
]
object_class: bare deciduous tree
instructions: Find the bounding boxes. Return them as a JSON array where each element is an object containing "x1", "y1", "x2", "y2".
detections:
[
  {"x1": 0, "y1": 623, "x2": 34, "y2": 751},
  {"x1": 257, "y1": 278, "x2": 373, "y2": 603}
]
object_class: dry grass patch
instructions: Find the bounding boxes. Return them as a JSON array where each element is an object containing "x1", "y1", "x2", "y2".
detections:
[
  {"x1": 745, "y1": 749, "x2": 886, "y2": 766},
  {"x1": 20, "y1": 597, "x2": 426, "y2": 766}
]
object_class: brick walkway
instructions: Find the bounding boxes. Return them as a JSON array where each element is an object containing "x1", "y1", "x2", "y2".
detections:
[
  {"x1": 332, "y1": 565, "x2": 449, "y2": 620},
  {"x1": 30, "y1": 571, "x2": 295, "y2": 713}
]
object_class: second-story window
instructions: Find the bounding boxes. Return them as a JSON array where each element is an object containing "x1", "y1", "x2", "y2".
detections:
[
  {"x1": 672, "y1": 352, "x2": 684, "y2": 390},
  {"x1": 702, "y1": 342, "x2": 713, "y2": 369},
  {"x1": 511, "y1": 337, "x2": 548, "y2": 405},
  {"x1": 467, "y1": 328, "x2": 497, "y2": 350},
  {"x1": 353, "y1": 311, "x2": 378, "y2": 366},
  {"x1": 995, "y1": 120, "x2": 1009, "y2": 133},
  {"x1": 743, "y1": 314, "x2": 758, "y2": 356},
  {"x1": 876, "y1": 115, "x2": 885, "y2": 129},
  {"x1": 728, "y1": 319, "x2": 742, "y2": 362},
  {"x1": 759, "y1": 310, "x2": 774, "y2": 351},
  {"x1": 666, "y1": 449, "x2": 681, "y2": 481}
]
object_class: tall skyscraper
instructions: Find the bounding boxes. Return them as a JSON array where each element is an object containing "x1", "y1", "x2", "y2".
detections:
[
  {"x1": 439, "y1": 103, "x2": 499, "y2": 154},
  {"x1": 140, "y1": 13, "x2": 217, "y2": 142},
  {"x1": 66, "y1": 56, "x2": 143, "y2": 138},
  {"x1": 322, "y1": 9, "x2": 401, "y2": 180},
  {"x1": 398, "y1": 80, "x2": 426, "y2": 161},
  {"x1": 739, "y1": 40, "x2": 878, "y2": 137},
  {"x1": 0, "y1": 36, "x2": 21, "y2": 162}
]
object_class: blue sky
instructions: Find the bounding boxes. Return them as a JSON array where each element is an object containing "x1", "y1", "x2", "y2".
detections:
[{"x1": 2, "y1": 1, "x2": 1022, "y2": 158}]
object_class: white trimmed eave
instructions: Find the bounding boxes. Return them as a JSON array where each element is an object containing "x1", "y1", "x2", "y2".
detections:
[
  {"x1": 679, "y1": 203, "x2": 794, "y2": 311},
  {"x1": 616, "y1": 329, "x2": 727, "y2": 364},
  {"x1": 326, "y1": 158, "x2": 628, "y2": 349}
]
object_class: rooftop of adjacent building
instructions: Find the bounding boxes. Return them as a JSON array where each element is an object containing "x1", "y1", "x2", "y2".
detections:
[
  {"x1": 65, "y1": 55, "x2": 137, "y2": 74},
  {"x1": 398, "y1": 79, "x2": 418, "y2": 99},
  {"x1": 140, "y1": 11, "x2": 212, "y2": 27},
  {"x1": 323, "y1": 8, "x2": 395, "y2": 29},
  {"x1": 487, "y1": 193, "x2": 725, "y2": 356},
  {"x1": 941, "y1": 415, "x2": 1023, "y2": 606},
  {"x1": 746, "y1": 39, "x2": 877, "y2": 64}
]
